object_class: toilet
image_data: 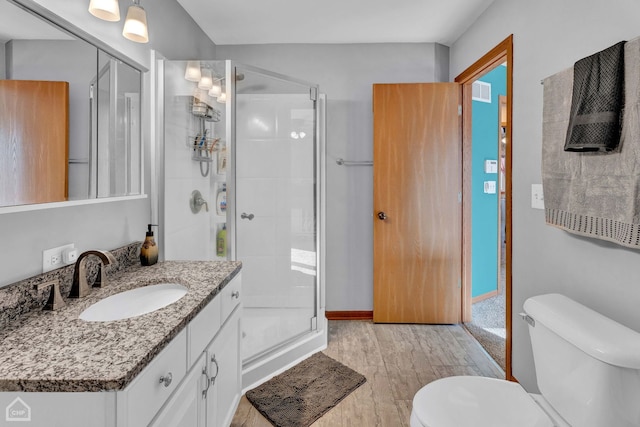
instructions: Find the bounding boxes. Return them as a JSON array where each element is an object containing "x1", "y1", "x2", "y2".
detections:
[{"x1": 410, "y1": 293, "x2": 640, "y2": 427}]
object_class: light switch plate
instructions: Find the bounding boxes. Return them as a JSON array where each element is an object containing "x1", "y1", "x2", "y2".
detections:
[
  {"x1": 531, "y1": 184, "x2": 544, "y2": 209},
  {"x1": 484, "y1": 181, "x2": 497, "y2": 194}
]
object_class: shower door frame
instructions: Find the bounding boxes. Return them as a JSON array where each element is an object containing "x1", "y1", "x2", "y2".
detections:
[{"x1": 227, "y1": 61, "x2": 325, "y2": 367}]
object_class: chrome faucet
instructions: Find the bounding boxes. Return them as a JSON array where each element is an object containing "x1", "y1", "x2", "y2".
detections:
[{"x1": 69, "y1": 250, "x2": 117, "y2": 298}]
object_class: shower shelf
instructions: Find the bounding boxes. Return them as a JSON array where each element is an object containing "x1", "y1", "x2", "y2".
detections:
[
  {"x1": 191, "y1": 99, "x2": 221, "y2": 122},
  {"x1": 187, "y1": 136, "x2": 223, "y2": 152}
]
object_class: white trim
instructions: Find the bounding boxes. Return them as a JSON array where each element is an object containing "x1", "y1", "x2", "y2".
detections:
[{"x1": 0, "y1": 194, "x2": 147, "y2": 215}]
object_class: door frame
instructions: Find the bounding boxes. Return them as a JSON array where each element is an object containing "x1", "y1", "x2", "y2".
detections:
[{"x1": 455, "y1": 35, "x2": 514, "y2": 380}]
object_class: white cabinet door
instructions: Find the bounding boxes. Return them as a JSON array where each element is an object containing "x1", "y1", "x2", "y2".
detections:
[
  {"x1": 206, "y1": 306, "x2": 241, "y2": 427},
  {"x1": 151, "y1": 353, "x2": 207, "y2": 427}
]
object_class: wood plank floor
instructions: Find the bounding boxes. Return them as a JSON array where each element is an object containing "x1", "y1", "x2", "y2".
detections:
[{"x1": 231, "y1": 320, "x2": 504, "y2": 427}]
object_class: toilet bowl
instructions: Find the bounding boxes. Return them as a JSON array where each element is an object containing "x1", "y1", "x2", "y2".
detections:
[
  {"x1": 410, "y1": 376, "x2": 569, "y2": 427},
  {"x1": 410, "y1": 293, "x2": 640, "y2": 427}
]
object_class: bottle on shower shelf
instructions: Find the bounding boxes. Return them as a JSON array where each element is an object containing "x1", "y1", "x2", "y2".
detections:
[
  {"x1": 216, "y1": 224, "x2": 227, "y2": 258},
  {"x1": 216, "y1": 183, "x2": 227, "y2": 215}
]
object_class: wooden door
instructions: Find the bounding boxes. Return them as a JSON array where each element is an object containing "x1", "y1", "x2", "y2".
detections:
[
  {"x1": 0, "y1": 80, "x2": 69, "y2": 206},
  {"x1": 373, "y1": 83, "x2": 462, "y2": 324}
]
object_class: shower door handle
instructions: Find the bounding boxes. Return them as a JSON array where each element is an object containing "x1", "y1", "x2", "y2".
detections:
[{"x1": 241, "y1": 212, "x2": 255, "y2": 220}]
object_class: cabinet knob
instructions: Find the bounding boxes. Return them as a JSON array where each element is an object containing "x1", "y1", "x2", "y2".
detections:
[
  {"x1": 231, "y1": 290, "x2": 240, "y2": 299},
  {"x1": 159, "y1": 372, "x2": 173, "y2": 388}
]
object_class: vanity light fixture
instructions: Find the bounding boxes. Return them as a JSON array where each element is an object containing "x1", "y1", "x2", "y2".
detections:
[
  {"x1": 88, "y1": 0, "x2": 120, "y2": 22},
  {"x1": 122, "y1": 0, "x2": 149, "y2": 44},
  {"x1": 208, "y1": 80, "x2": 222, "y2": 98},
  {"x1": 198, "y1": 68, "x2": 213, "y2": 90},
  {"x1": 185, "y1": 61, "x2": 202, "y2": 82},
  {"x1": 216, "y1": 92, "x2": 227, "y2": 104}
]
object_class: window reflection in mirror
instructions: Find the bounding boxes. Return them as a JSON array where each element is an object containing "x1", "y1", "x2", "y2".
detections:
[{"x1": 0, "y1": 0, "x2": 142, "y2": 208}]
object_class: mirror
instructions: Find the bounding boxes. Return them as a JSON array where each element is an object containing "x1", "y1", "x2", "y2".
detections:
[{"x1": 0, "y1": 0, "x2": 142, "y2": 208}]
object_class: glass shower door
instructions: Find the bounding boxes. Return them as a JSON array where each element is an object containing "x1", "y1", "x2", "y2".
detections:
[{"x1": 233, "y1": 65, "x2": 319, "y2": 363}]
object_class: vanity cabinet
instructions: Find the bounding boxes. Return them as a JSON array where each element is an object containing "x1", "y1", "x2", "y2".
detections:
[
  {"x1": 206, "y1": 307, "x2": 241, "y2": 427},
  {"x1": 150, "y1": 274, "x2": 242, "y2": 427},
  {"x1": 150, "y1": 352, "x2": 207, "y2": 427}
]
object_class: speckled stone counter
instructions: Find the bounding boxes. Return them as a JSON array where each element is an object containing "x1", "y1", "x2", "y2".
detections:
[{"x1": 0, "y1": 260, "x2": 241, "y2": 392}]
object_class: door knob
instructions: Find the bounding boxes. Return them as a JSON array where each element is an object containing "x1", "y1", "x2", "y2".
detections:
[{"x1": 377, "y1": 211, "x2": 387, "y2": 220}]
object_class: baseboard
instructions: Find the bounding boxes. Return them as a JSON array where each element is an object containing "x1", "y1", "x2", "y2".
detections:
[
  {"x1": 326, "y1": 310, "x2": 373, "y2": 320},
  {"x1": 472, "y1": 290, "x2": 498, "y2": 304}
]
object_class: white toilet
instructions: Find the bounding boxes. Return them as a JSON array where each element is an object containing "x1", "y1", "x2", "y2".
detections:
[{"x1": 410, "y1": 293, "x2": 640, "y2": 427}]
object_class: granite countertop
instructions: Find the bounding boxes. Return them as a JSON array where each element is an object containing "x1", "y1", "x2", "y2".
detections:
[{"x1": 0, "y1": 260, "x2": 241, "y2": 393}]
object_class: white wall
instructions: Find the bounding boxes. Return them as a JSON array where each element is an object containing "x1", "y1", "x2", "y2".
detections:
[
  {"x1": 0, "y1": 0, "x2": 216, "y2": 287},
  {"x1": 216, "y1": 43, "x2": 448, "y2": 311},
  {"x1": 450, "y1": 0, "x2": 640, "y2": 391}
]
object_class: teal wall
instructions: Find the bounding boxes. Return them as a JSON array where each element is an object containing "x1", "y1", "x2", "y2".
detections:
[{"x1": 471, "y1": 66, "x2": 506, "y2": 298}]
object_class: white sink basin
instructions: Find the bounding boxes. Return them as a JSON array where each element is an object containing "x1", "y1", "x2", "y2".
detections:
[{"x1": 79, "y1": 283, "x2": 188, "y2": 322}]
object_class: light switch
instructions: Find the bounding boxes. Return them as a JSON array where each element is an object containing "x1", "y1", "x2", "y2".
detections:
[
  {"x1": 484, "y1": 181, "x2": 496, "y2": 194},
  {"x1": 484, "y1": 159, "x2": 498, "y2": 174},
  {"x1": 531, "y1": 184, "x2": 544, "y2": 209}
]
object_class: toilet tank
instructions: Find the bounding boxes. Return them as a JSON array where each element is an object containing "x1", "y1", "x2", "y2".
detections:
[{"x1": 523, "y1": 293, "x2": 640, "y2": 427}]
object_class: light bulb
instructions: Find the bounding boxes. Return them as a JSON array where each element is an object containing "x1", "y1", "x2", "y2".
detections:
[
  {"x1": 198, "y1": 69, "x2": 213, "y2": 90},
  {"x1": 185, "y1": 61, "x2": 201, "y2": 82},
  {"x1": 89, "y1": 0, "x2": 120, "y2": 22},
  {"x1": 122, "y1": 1, "x2": 149, "y2": 43},
  {"x1": 217, "y1": 92, "x2": 227, "y2": 104},
  {"x1": 208, "y1": 82, "x2": 222, "y2": 97}
]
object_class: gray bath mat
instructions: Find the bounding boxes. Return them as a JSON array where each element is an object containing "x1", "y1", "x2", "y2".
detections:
[{"x1": 245, "y1": 352, "x2": 366, "y2": 427}]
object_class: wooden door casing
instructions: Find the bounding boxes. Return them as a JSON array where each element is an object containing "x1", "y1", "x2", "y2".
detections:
[{"x1": 373, "y1": 83, "x2": 462, "y2": 324}]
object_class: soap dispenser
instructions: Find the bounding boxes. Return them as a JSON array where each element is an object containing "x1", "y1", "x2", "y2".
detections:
[{"x1": 140, "y1": 224, "x2": 158, "y2": 266}]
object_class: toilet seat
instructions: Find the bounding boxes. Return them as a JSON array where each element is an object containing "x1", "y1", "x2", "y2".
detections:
[{"x1": 410, "y1": 376, "x2": 560, "y2": 427}]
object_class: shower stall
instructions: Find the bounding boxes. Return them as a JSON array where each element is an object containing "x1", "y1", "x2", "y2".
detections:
[{"x1": 157, "y1": 59, "x2": 326, "y2": 390}]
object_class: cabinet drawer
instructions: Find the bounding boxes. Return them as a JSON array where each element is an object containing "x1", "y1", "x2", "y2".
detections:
[
  {"x1": 121, "y1": 329, "x2": 187, "y2": 427},
  {"x1": 220, "y1": 273, "x2": 241, "y2": 323},
  {"x1": 188, "y1": 296, "x2": 221, "y2": 367}
]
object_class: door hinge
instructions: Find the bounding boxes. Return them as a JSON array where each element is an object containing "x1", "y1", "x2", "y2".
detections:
[
  {"x1": 457, "y1": 192, "x2": 462, "y2": 203},
  {"x1": 458, "y1": 105, "x2": 462, "y2": 116},
  {"x1": 311, "y1": 316, "x2": 318, "y2": 330},
  {"x1": 457, "y1": 278, "x2": 461, "y2": 289},
  {"x1": 310, "y1": 87, "x2": 318, "y2": 101},
  {"x1": 90, "y1": 84, "x2": 94, "y2": 99}
]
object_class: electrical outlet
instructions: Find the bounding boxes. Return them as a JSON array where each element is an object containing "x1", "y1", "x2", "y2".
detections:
[{"x1": 43, "y1": 244, "x2": 75, "y2": 273}]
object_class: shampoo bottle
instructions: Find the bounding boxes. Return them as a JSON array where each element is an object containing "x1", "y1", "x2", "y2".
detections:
[
  {"x1": 216, "y1": 184, "x2": 227, "y2": 215},
  {"x1": 140, "y1": 224, "x2": 159, "y2": 266},
  {"x1": 216, "y1": 225, "x2": 227, "y2": 258}
]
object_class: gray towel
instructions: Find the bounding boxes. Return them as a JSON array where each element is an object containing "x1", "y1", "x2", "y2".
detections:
[
  {"x1": 564, "y1": 41, "x2": 626, "y2": 152},
  {"x1": 543, "y1": 38, "x2": 640, "y2": 248}
]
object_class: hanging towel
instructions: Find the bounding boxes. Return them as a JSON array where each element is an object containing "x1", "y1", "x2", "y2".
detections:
[
  {"x1": 542, "y1": 37, "x2": 640, "y2": 248},
  {"x1": 564, "y1": 41, "x2": 626, "y2": 152}
]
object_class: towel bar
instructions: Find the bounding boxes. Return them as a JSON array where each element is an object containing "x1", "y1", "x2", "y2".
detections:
[{"x1": 336, "y1": 158, "x2": 373, "y2": 166}]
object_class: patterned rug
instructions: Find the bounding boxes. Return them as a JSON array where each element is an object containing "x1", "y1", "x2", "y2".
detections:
[{"x1": 246, "y1": 352, "x2": 366, "y2": 427}]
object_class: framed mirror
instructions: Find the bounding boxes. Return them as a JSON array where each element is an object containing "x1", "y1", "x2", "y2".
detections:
[{"x1": 0, "y1": 0, "x2": 143, "y2": 209}]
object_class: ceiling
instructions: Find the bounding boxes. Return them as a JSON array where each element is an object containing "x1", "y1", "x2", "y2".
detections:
[{"x1": 177, "y1": 0, "x2": 495, "y2": 46}]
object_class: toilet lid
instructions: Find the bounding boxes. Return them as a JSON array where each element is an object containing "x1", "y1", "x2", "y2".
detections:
[{"x1": 412, "y1": 376, "x2": 554, "y2": 427}]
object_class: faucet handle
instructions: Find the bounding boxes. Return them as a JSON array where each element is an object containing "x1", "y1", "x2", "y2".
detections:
[{"x1": 35, "y1": 280, "x2": 66, "y2": 311}]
